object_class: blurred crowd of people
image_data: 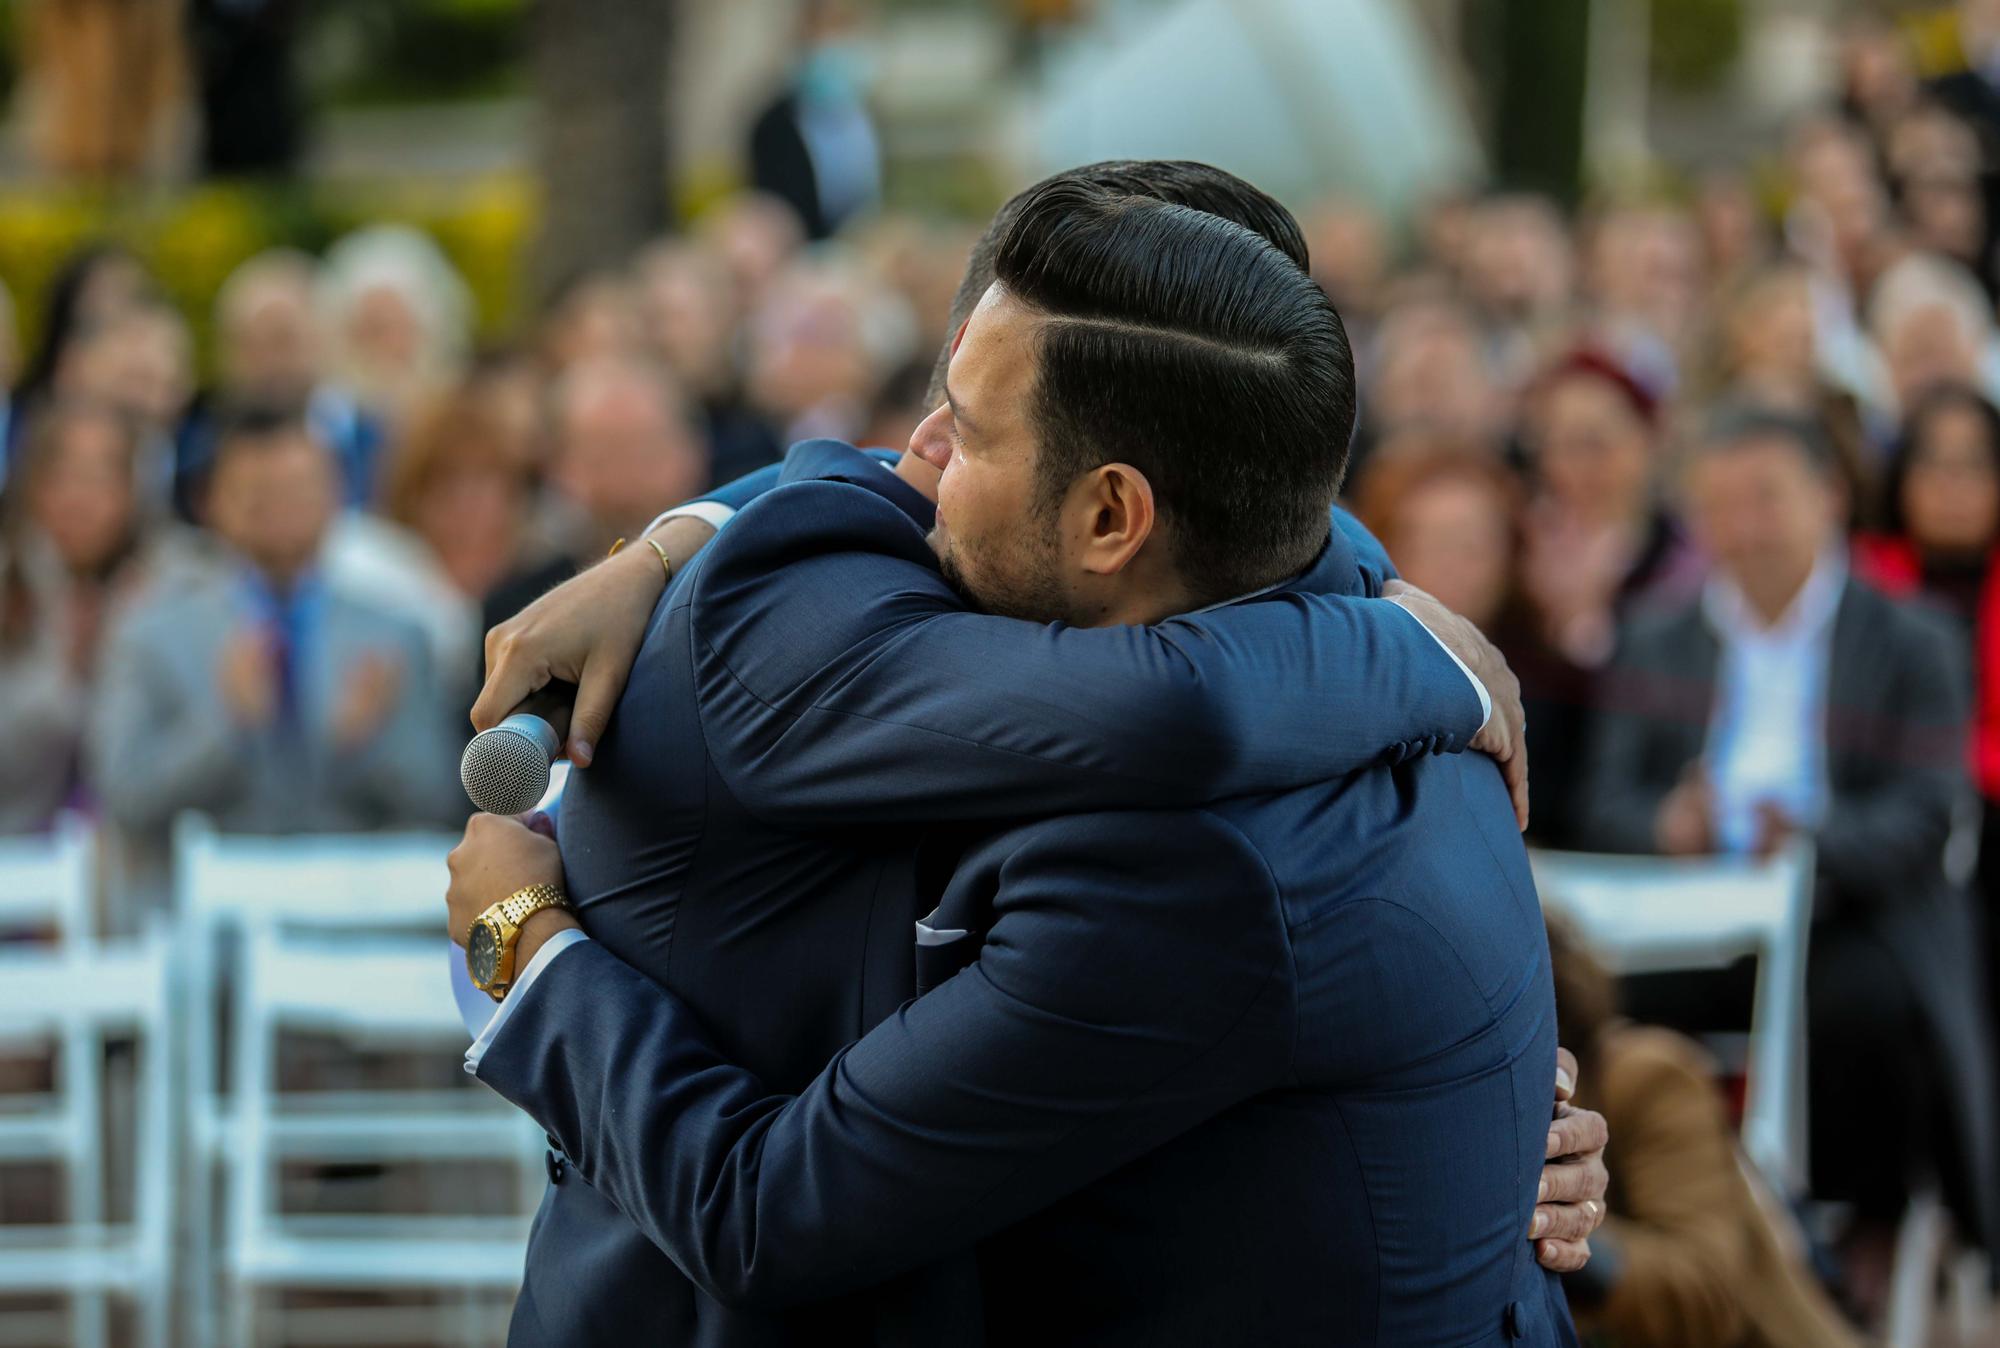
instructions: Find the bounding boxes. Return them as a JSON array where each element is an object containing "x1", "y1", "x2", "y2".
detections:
[
  {"x1": 1339, "y1": 12, "x2": 2000, "y2": 1341},
  {"x1": 15, "y1": 5, "x2": 2000, "y2": 1343},
  {"x1": 0, "y1": 199, "x2": 970, "y2": 918}
]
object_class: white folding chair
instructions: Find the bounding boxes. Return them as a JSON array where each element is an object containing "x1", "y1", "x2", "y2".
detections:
[
  {"x1": 1529, "y1": 843, "x2": 1815, "y2": 1196},
  {"x1": 0, "y1": 813, "x2": 93, "y2": 942},
  {"x1": 0, "y1": 816, "x2": 174, "y2": 1348},
  {"x1": 172, "y1": 816, "x2": 542, "y2": 1348},
  {"x1": 225, "y1": 923, "x2": 538, "y2": 1348}
]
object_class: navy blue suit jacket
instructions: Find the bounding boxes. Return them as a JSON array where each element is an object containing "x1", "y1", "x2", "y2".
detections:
[{"x1": 497, "y1": 441, "x2": 1503, "y2": 1345}]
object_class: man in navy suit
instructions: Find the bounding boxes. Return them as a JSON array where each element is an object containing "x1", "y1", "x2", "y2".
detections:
[{"x1": 449, "y1": 177, "x2": 1580, "y2": 1344}]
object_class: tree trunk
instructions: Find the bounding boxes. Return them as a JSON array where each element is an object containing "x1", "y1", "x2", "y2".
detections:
[
  {"x1": 529, "y1": 0, "x2": 674, "y2": 311},
  {"x1": 1464, "y1": 0, "x2": 1591, "y2": 207}
]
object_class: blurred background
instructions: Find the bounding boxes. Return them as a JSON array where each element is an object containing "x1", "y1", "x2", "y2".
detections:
[{"x1": 8, "y1": 0, "x2": 2000, "y2": 1344}]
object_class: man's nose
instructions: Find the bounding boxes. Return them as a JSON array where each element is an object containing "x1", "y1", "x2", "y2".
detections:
[{"x1": 908, "y1": 405, "x2": 952, "y2": 471}]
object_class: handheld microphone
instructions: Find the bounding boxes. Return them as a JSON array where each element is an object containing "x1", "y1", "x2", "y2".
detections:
[{"x1": 461, "y1": 681, "x2": 576, "y2": 815}]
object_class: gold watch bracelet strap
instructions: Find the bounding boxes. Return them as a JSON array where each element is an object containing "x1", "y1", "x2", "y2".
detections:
[{"x1": 496, "y1": 883, "x2": 570, "y2": 929}]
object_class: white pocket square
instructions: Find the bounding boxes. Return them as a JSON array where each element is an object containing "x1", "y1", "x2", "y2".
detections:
[{"x1": 915, "y1": 908, "x2": 970, "y2": 947}]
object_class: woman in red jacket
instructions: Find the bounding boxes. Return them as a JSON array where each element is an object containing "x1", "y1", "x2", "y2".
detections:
[{"x1": 1853, "y1": 381, "x2": 2000, "y2": 1036}]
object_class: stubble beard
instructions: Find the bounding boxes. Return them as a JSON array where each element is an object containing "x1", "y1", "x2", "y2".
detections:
[{"x1": 930, "y1": 522, "x2": 1072, "y2": 624}]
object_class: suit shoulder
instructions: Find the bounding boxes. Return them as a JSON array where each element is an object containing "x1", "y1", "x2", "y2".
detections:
[
  {"x1": 993, "y1": 808, "x2": 1280, "y2": 908},
  {"x1": 1847, "y1": 577, "x2": 1959, "y2": 658},
  {"x1": 697, "y1": 472, "x2": 932, "y2": 593},
  {"x1": 325, "y1": 590, "x2": 432, "y2": 658},
  {"x1": 978, "y1": 809, "x2": 1291, "y2": 1032},
  {"x1": 113, "y1": 580, "x2": 224, "y2": 648},
  {"x1": 1614, "y1": 595, "x2": 1703, "y2": 657}
]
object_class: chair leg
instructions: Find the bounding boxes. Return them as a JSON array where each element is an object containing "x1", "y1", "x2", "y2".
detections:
[
  {"x1": 72, "y1": 1289, "x2": 108, "y2": 1348},
  {"x1": 228, "y1": 1279, "x2": 257, "y2": 1348},
  {"x1": 1951, "y1": 1248, "x2": 1992, "y2": 1344},
  {"x1": 1885, "y1": 1187, "x2": 1945, "y2": 1348}
]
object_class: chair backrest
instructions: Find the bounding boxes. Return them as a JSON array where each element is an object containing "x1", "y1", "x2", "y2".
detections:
[
  {"x1": 1528, "y1": 843, "x2": 1815, "y2": 1193},
  {"x1": 0, "y1": 814, "x2": 94, "y2": 943},
  {"x1": 174, "y1": 814, "x2": 457, "y2": 935}
]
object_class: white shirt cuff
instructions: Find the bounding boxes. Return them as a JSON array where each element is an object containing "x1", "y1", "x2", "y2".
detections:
[
  {"x1": 645, "y1": 501, "x2": 737, "y2": 537},
  {"x1": 1388, "y1": 600, "x2": 1492, "y2": 732},
  {"x1": 463, "y1": 927, "x2": 593, "y2": 1074}
]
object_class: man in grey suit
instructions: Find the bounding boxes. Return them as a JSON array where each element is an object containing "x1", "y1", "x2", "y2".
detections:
[
  {"x1": 91, "y1": 405, "x2": 460, "y2": 864},
  {"x1": 1579, "y1": 406, "x2": 1997, "y2": 1293}
]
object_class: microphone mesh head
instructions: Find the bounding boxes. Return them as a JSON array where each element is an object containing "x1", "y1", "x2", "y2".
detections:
[{"x1": 461, "y1": 725, "x2": 554, "y2": 815}]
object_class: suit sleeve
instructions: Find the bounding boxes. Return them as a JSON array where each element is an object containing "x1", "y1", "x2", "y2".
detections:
[
  {"x1": 694, "y1": 479, "x2": 1484, "y2": 826},
  {"x1": 1814, "y1": 613, "x2": 1970, "y2": 904},
  {"x1": 696, "y1": 463, "x2": 782, "y2": 513},
  {"x1": 476, "y1": 811, "x2": 1291, "y2": 1308},
  {"x1": 1577, "y1": 623, "x2": 1681, "y2": 853},
  {"x1": 88, "y1": 614, "x2": 250, "y2": 831},
  {"x1": 1332, "y1": 503, "x2": 1397, "y2": 590}
]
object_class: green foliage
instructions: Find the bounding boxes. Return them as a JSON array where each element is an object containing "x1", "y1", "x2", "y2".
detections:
[
  {"x1": 309, "y1": 0, "x2": 527, "y2": 106},
  {"x1": 0, "y1": 177, "x2": 536, "y2": 374},
  {"x1": 1650, "y1": 0, "x2": 1746, "y2": 93}
]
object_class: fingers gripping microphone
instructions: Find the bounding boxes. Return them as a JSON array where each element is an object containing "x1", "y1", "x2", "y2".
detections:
[{"x1": 461, "y1": 682, "x2": 575, "y2": 815}]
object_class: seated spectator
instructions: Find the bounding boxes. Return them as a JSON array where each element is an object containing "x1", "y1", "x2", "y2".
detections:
[
  {"x1": 378, "y1": 383, "x2": 545, "y2": 709},
  {"x1": 538, "y1": 267, "x2": 644, "y2": 375},
  {"x1": 319, "y1": 225, "x2": 472, "y2": 436},
  {"x1": 744, "y1": 258, "x2": 914, "y2": 447},
  {"x1": 1545, "y1": 913, "x2": 1863, "y2": 1348},
  {"x1": 859, "y1": 357, "x2": 935, "y2": 457},
  {"x1": 1854, "y1": 383, "x2": 2000, "y2": 1046},
  {"x1": 1358, "y1": 296, "x2": 1508, "y2": 462},
  {"x1": 0, "y1": 400, "x2": 191, "y2": 834},
  {"x1": 1512, "y1": 347, "x2": 1702, "y2": 842},
  {"x1": 634, "y1": 240, "x2": 782, "y2": 484},
  {"x1": 1695, "y1": 168, "x2": 1770, "y2": 296},
  {"x1": 1302, "y1": 196, "x2": 1393, "y2": 352},
  {"x1": 1585, "y1": 201, "x2": 1704, "y2": 388},
  {"x1": 1867, "y1": 251, "x2": 1999, "y2": 418},
  {"x1": 1787, "y1": 116, "x2": 1906, "y2": 302},
  {"x1": 208, "y1": 248, "x2": 386, "y2": 508},
  {"x1": 696, "y1": 191, "x2": 806, "y2": 316},
  {"x1": 55, "y1": 298, "x2": 195, "y2": 509},
  {"x1": 1581, "y1": 406, "x2": 1996, "y2": 1319},
  {"x1": 89, "y1": 404, "x2": 460, "y2": 877},
  {"x1": 9, "y1": 243, "x2": 152, "y2": 439},
  {"x1": 484, "y1": 356, "x2": 710, "y2": 630},
  {"x1": 1882, "y1": 104, "x2": 1989, "y2": 285},
  {"x1": 1459, "y1": 192, "x2": 1576, "y2": 386},
  {"x1": 1354, "y1": 440, "x2": 1521, "y2": 633},
  {"x1": 1707, "y1": 265, "x2": 1874, "y2": 513},
  {"x1": 1356, "y1": 442, "x2": 1599, "y2": 843}
]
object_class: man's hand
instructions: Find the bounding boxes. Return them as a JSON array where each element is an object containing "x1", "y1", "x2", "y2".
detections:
[
  {"x1": 1752, "y1": 800, "x2": 1797, "y2": 860},
  {"x1": 1383, "y1": 580, "x2": 1529, "y2": 831},
  {"x1": 471, "y1": 516, "x2": 717, "y2": 766},
  {"x1": 1654, "y1": 766, "x2": 1716, "y2": 856},
  {"x1": 331, "y1": 650, "x2": 404, "y2": 752},
  {"x1": 1534, "y1": 1046, "x2": 1609, "y2": 1273},
  {"x1": 446, "y1": 813, "x2": 567, "y2": 950},
  {"x1": 218, "y1": 627, "x2": 279, "y2": 729}
]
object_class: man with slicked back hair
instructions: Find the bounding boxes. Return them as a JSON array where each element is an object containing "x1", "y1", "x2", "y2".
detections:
[{"x1": 450, "y1": 163, "x2": 1603, "y2": 1346}]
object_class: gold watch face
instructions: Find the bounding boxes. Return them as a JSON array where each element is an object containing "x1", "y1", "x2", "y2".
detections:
[{"x1": 468, "y1": 920, "x2": 502, "y2": 988}]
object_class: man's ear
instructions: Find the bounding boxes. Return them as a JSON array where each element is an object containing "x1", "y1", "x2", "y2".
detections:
[{"x1": 1068, "y1": 462, "x2": 1156, "y2": 578}]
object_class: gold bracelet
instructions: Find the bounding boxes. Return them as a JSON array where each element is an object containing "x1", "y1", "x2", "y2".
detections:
[
  {"x1": 642, "y1": 535, "x2": 674, "y2": 583},
  {"x1": 608, "y1": 535, "x2": 675, "y2": 584}
]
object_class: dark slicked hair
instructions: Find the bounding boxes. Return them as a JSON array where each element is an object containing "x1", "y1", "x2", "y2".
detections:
[
  {"x1": 928, "y1": 161, "x2": 1310, "y2": 403},
  {"x1": 993, "y1": 178, "x2": 1354, "y2": 602}
]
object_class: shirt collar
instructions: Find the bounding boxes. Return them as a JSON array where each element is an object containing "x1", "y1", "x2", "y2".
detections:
[{"x1": 1703, "y1": 547, "x2": 1847, "y2": 643}]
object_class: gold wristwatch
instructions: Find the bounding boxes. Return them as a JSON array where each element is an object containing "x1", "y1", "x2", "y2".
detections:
[{"x1": 466, "y1": 883, "x2": 572, "y2": 1002}]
